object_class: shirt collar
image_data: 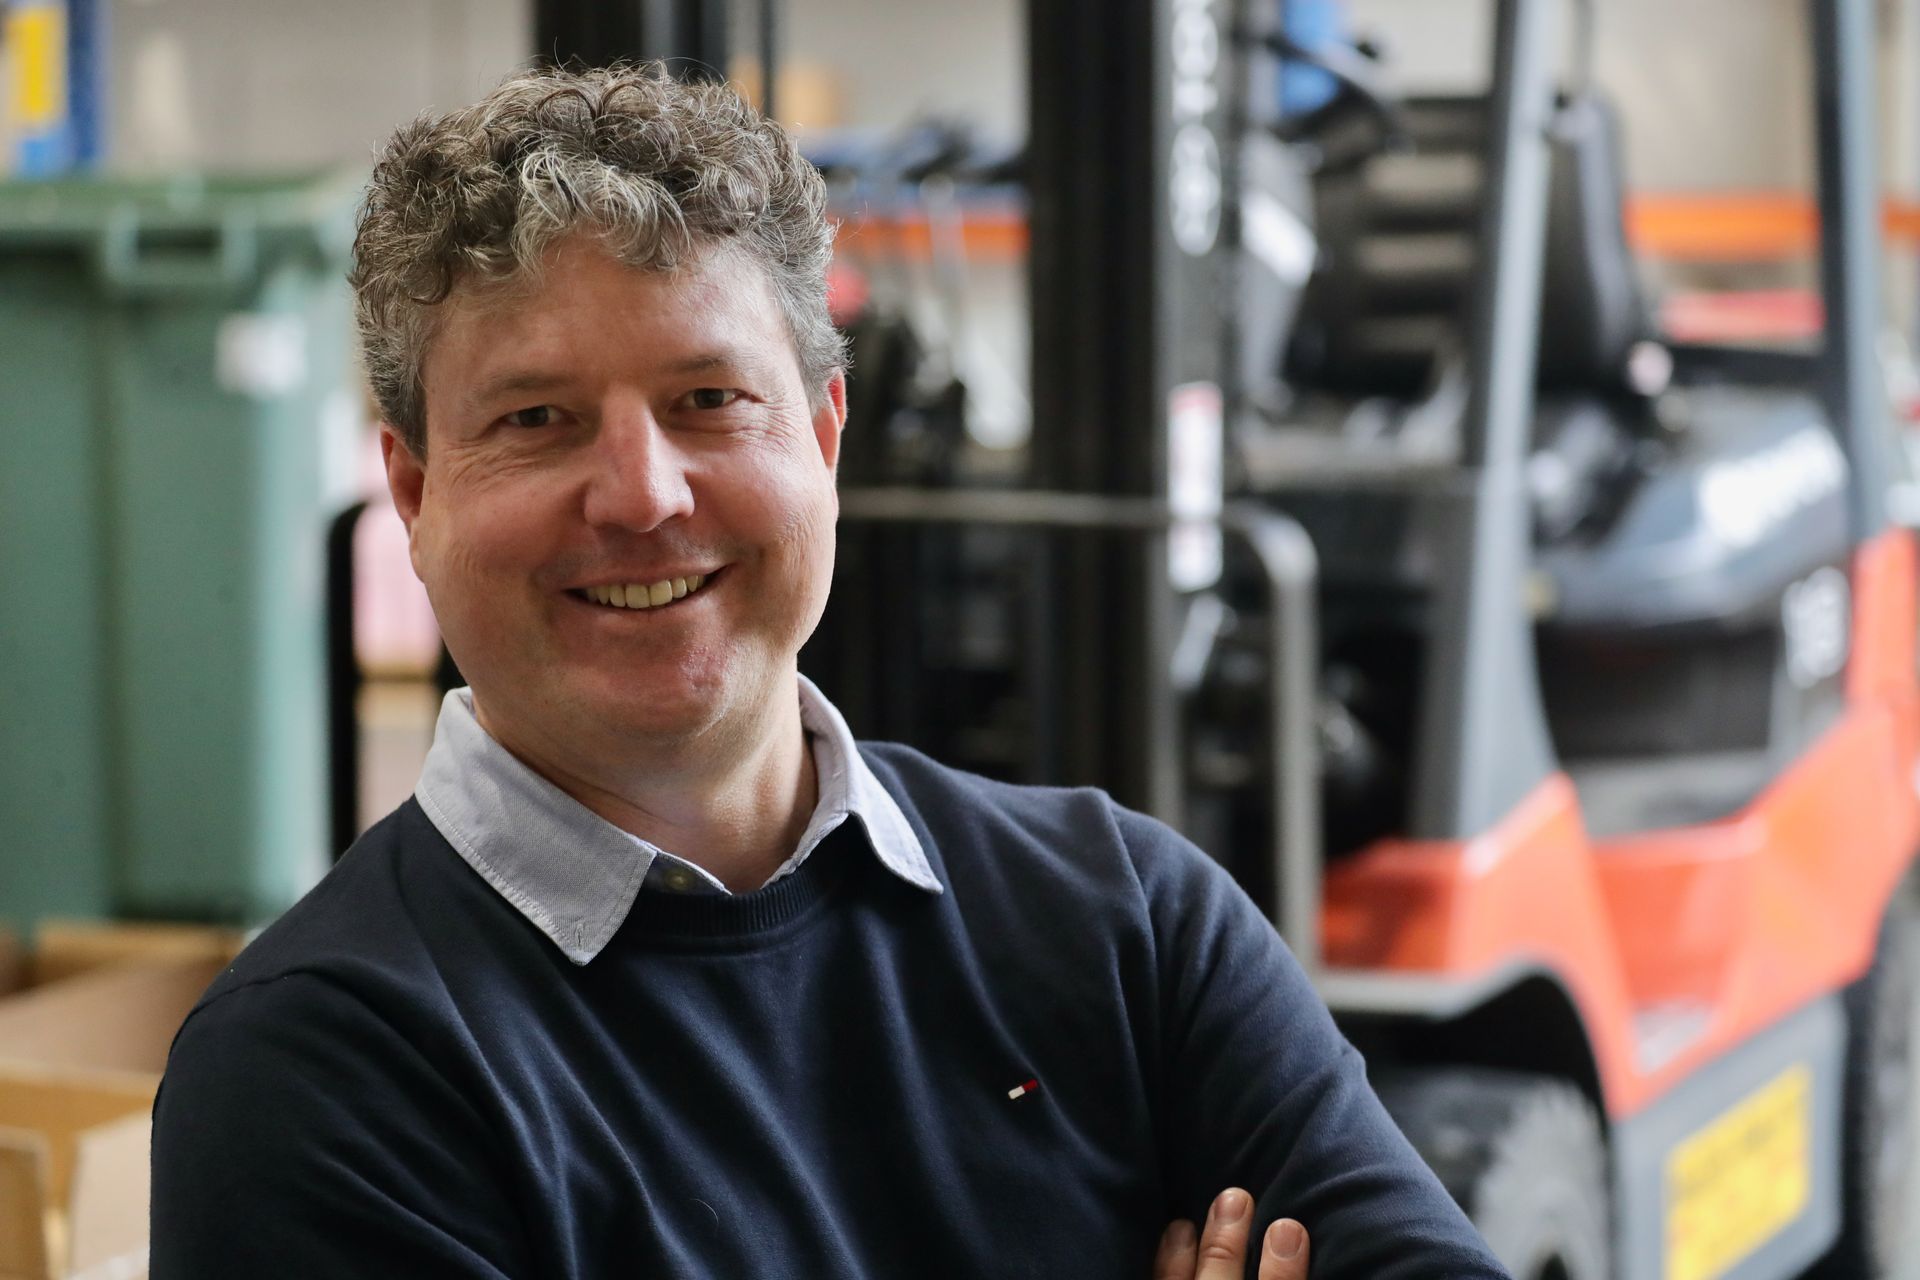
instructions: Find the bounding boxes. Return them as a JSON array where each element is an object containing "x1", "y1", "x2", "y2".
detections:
[{"x1": 414, "y1": 675, "x2": 941, "y2": 965}]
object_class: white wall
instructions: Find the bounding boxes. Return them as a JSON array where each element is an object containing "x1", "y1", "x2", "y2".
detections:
[
  {"x1": 774, "y1": 0, "x2": 1024, "y2": 137},
  {"x1": 95, "y1": 0, "x2": 1909, "y2": 192},
  {"x1": 105, "y1": 0, "x2": 1022, "y2": 172},
  {"x1": 1348, "y1": 0, "x2": 1816, "y2": 191},
  {"x1": 110, "y1": 0, "x2": 530, "y2": 172},
  {"x1": 1590, "y1": 0, "x2": 1816, "y2": 192},
  {"x1": 1349, "y1": 0, "x2": 1920, "y2": 327}
]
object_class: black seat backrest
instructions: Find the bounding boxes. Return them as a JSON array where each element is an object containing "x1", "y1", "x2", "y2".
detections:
[{"x1": 1285, "y1": 92, "x2": 1648, "y2": 398}]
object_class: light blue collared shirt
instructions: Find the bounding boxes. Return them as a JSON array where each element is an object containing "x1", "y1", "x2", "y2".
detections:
[{"x1": 415, "y1": 675, "x2": 943, "y2": 964}]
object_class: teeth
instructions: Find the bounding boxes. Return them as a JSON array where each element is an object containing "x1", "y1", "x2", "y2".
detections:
[{"x1": 583, "y1": 573, "x2": 712, "y2": 610}]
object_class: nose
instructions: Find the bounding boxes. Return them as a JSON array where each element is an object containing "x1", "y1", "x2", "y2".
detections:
[{"x1": 582, "y1": 398, "x2": 695, "y2": 533}]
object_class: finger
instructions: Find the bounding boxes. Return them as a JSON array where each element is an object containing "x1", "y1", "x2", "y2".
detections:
[
  {"x1": 1259, "y1": 1218, "x2": 1310, "y2": 1280},
  {"x1": 1153, "y1": 1219, "x2": 1198, "y2": 1280},
  {"x1": 1193, "y1": 1188, "x2": 1255, "y2": 1280}
]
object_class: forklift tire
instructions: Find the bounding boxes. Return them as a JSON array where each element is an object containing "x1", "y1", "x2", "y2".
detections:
[
  {"x1": 1374, "y1": 1067, "x2": 1609, "y2": 1280},
  {"x1": 1807, "y1": 877, "x2": 1920, "y2": 1278}
]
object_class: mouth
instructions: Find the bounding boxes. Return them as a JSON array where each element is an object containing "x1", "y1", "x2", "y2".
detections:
[{"x1": 568, "y1": 569, "x2": 717, "y2": 612}]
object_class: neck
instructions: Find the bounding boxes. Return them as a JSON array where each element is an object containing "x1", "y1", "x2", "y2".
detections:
[{"x1": 472, "y1": 684, "x2": 818, "y2": 893}]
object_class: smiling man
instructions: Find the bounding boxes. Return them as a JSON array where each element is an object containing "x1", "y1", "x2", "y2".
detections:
[
  {"x1": 149, "y1": 66, "x2": 1508, "y2": 1279},
  {"x1": 401, "y1": 238, "x2": 840, "y2": 893}
]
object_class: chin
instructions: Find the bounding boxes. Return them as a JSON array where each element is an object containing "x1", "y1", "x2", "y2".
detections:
[
  {"x1": 583, "y1": 662, "x2": 736, "y2": 736},
  {"x1": 608, "y1": 694, "x2": 723, "y2": 743}
]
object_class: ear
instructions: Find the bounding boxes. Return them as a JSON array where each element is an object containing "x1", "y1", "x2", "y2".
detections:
[
  {"x1": 381, "y1": 425, "x2": 425, "y2": 525},
  {"x1": 380, "y1": 425, "x2": 428, "y2": 577},
  {"x1": 812, "y1": 373, "x2": 848, "y2": 474}
]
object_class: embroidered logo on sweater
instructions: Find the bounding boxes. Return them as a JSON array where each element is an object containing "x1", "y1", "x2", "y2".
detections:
[{"x1": 1006, "y1": 1078, "x2": 1040, "y2": 1100}]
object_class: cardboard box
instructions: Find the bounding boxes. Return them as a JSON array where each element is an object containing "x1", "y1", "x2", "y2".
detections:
[
  {"x1": 0, "y1": 930, "x2": 24, "y2": 1000},
  {"x1": 22, "y1": 921, "x2": 246, "y2": 991},
  {"x1": 0, "y1": 923, "x2": 242, "y2": 1280}
]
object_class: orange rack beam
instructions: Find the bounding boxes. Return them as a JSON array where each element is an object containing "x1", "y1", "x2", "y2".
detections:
[
  {"x1": 831, "y1": 194, "x2": 1920, "y2": 265},
  {"x1": 1627, "y1": 192, "x2": 1920, "y2": 261}
]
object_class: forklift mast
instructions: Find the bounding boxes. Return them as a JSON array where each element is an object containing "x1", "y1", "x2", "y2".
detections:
[
  {"x1": 1022, "y1": 0, "x2": 1581, "y2": 846},
  {"x1": 1406, "y1": 0, "x2": 1559, "y2": 839},
  {"x1": 1815, "y1": 0, "x2": 1895, "y2": 540}
]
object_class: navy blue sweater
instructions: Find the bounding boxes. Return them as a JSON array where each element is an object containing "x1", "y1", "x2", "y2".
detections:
[{"x1": 151, "y1": 744, "x2": 1509, "y2": 1277}]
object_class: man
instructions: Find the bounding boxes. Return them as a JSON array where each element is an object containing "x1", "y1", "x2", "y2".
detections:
[{"x1": 151, "y1": 66, "x2": 1510, "y2": 1278}]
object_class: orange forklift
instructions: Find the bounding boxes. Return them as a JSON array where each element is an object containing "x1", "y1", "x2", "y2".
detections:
[{"x1": 805, "y1": 0, "x2": 1920, "y2": 1274}]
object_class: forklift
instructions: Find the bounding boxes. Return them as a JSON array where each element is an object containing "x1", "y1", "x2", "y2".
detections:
[{"x1": 798, "y1": 0, "x2": 1920, "y2": 1275}]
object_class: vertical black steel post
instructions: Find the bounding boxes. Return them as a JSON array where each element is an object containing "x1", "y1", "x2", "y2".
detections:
[
  {"x1": 535, "y1": 0, "x2": 730, "y2": 76},
  {"x1": 1027, "y1": 0, "x2": 1161, "y2": 815},
  {"x1": 326, "y1": 502, "x2": 367, "y2": 860},
  {"x1": 758, "y1": 0, "x2": 780, "y2": 123},
  {"x1": 1027, "y1": 0, "x2": 1235, "y2": 820},
  {"x1": 1813, "y1": 0, "x2": 1893, "y2": 541},
  {"x1": 1408, "y1": 0, "x2": 1561, "y2": 839}
]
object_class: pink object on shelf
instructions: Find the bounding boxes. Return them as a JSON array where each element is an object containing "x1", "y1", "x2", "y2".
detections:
[{"x1": 353, "y1": 432, "x2": 442, "y2": 674}]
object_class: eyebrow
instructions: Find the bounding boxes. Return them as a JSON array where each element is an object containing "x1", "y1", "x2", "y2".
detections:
[
  {"x1": 461, "y1": 348, "x2": 786, "y2": 413},
  {"x1": 462, "y1": 370, "x2": 573, "y2": 412},
  {"x1": 660, "y1": 349, "x2": 784, "y2": 381}
]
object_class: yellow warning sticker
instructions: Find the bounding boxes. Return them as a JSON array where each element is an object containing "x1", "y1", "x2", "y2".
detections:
[
  {"x1": 7, "y1": 4, "x2": 67, "y2": 130},
  {"x1": 1665, "y1": 1064, "x2": 1812, "y2": 1280}
]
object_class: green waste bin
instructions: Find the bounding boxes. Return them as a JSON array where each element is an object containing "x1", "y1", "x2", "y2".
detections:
[{"x1": 0, "y1": 172, "x2": 362, "y2": 930}]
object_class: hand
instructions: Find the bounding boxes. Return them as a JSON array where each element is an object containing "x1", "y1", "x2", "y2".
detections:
[{"x1": 1154, "y1": 1188, "x2": 1309, "y2": 1280}]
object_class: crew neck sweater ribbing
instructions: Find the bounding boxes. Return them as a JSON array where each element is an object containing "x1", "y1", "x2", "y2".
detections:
[{"x1": 617, "y1": 830, "x2": 856, "y2": 943}]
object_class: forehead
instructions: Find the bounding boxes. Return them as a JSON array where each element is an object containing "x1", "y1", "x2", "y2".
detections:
[{"x1": 424, "y1": 236, "x2": 794, "y2": 401}]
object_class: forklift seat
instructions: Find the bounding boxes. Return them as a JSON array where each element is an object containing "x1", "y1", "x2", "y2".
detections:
[
  {"x1": 1537, "y1": 95, "x2": 1647, "y2": 391},
  {"x1": 1261, "y1": 83, "x2": 1868, "y2": 847},
  {"x1": 1285, "y1": 92, "x2": 1650, "y2": 399}
]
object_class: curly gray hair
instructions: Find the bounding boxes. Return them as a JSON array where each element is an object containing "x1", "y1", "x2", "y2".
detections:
[{"x1": 351, "y1": 63, "x2": 845, "y2": 456}]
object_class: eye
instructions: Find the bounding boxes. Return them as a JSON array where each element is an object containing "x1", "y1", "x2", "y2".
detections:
[
  {"x1": 503, "y1": 405, "x2": 557, "y2": 428},
  {"x1": 683, "y1": 388, "x2": 741, "y2": 411}
]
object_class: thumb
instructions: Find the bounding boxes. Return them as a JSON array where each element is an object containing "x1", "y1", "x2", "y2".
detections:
[{"x1": 1259, "y1": 1219, "x2": 1310, "y2": 1280}]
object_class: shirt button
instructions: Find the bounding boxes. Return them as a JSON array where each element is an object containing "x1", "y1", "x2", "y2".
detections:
[{"x1": 665, "y1": 868, "x2": 693, "y2": 892}]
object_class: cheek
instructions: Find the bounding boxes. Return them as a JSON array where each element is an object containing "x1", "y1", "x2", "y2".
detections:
[
  {"x1": 764, "y1": 470, "x2": 838, "y2": 566},
  {"x1": 787, "y1": 485, "x2": 841, "y2": 627},
  {"x1": 414, "y1": 471, "x2": 552, "y2": 595},
  {"x1": 412, "y1": 525, "x2": 501, "y2": 642},
  {"x1": 745, "y1": 431, "x2": 837, "y2": 543},
  {"x1": 721, "y1": 459, "x2": 837, "y2": 624}
]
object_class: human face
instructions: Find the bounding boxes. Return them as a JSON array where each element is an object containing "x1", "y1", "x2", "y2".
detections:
[{"x1": 385, "y1": 236, "x2": 845, "y2": 765}]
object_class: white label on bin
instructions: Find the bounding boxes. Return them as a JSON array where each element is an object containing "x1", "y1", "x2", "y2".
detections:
[
  {"x1": 319, "y1": 388, "x2": 366, "y2": 509},
  {"x1": 217, "y1": 313, "x2": 308, "y2": 399}
]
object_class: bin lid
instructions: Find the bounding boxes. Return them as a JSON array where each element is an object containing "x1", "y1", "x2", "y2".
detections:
[{"x1": 0, "y1": 171, "x2": 362, "y2": 294}]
